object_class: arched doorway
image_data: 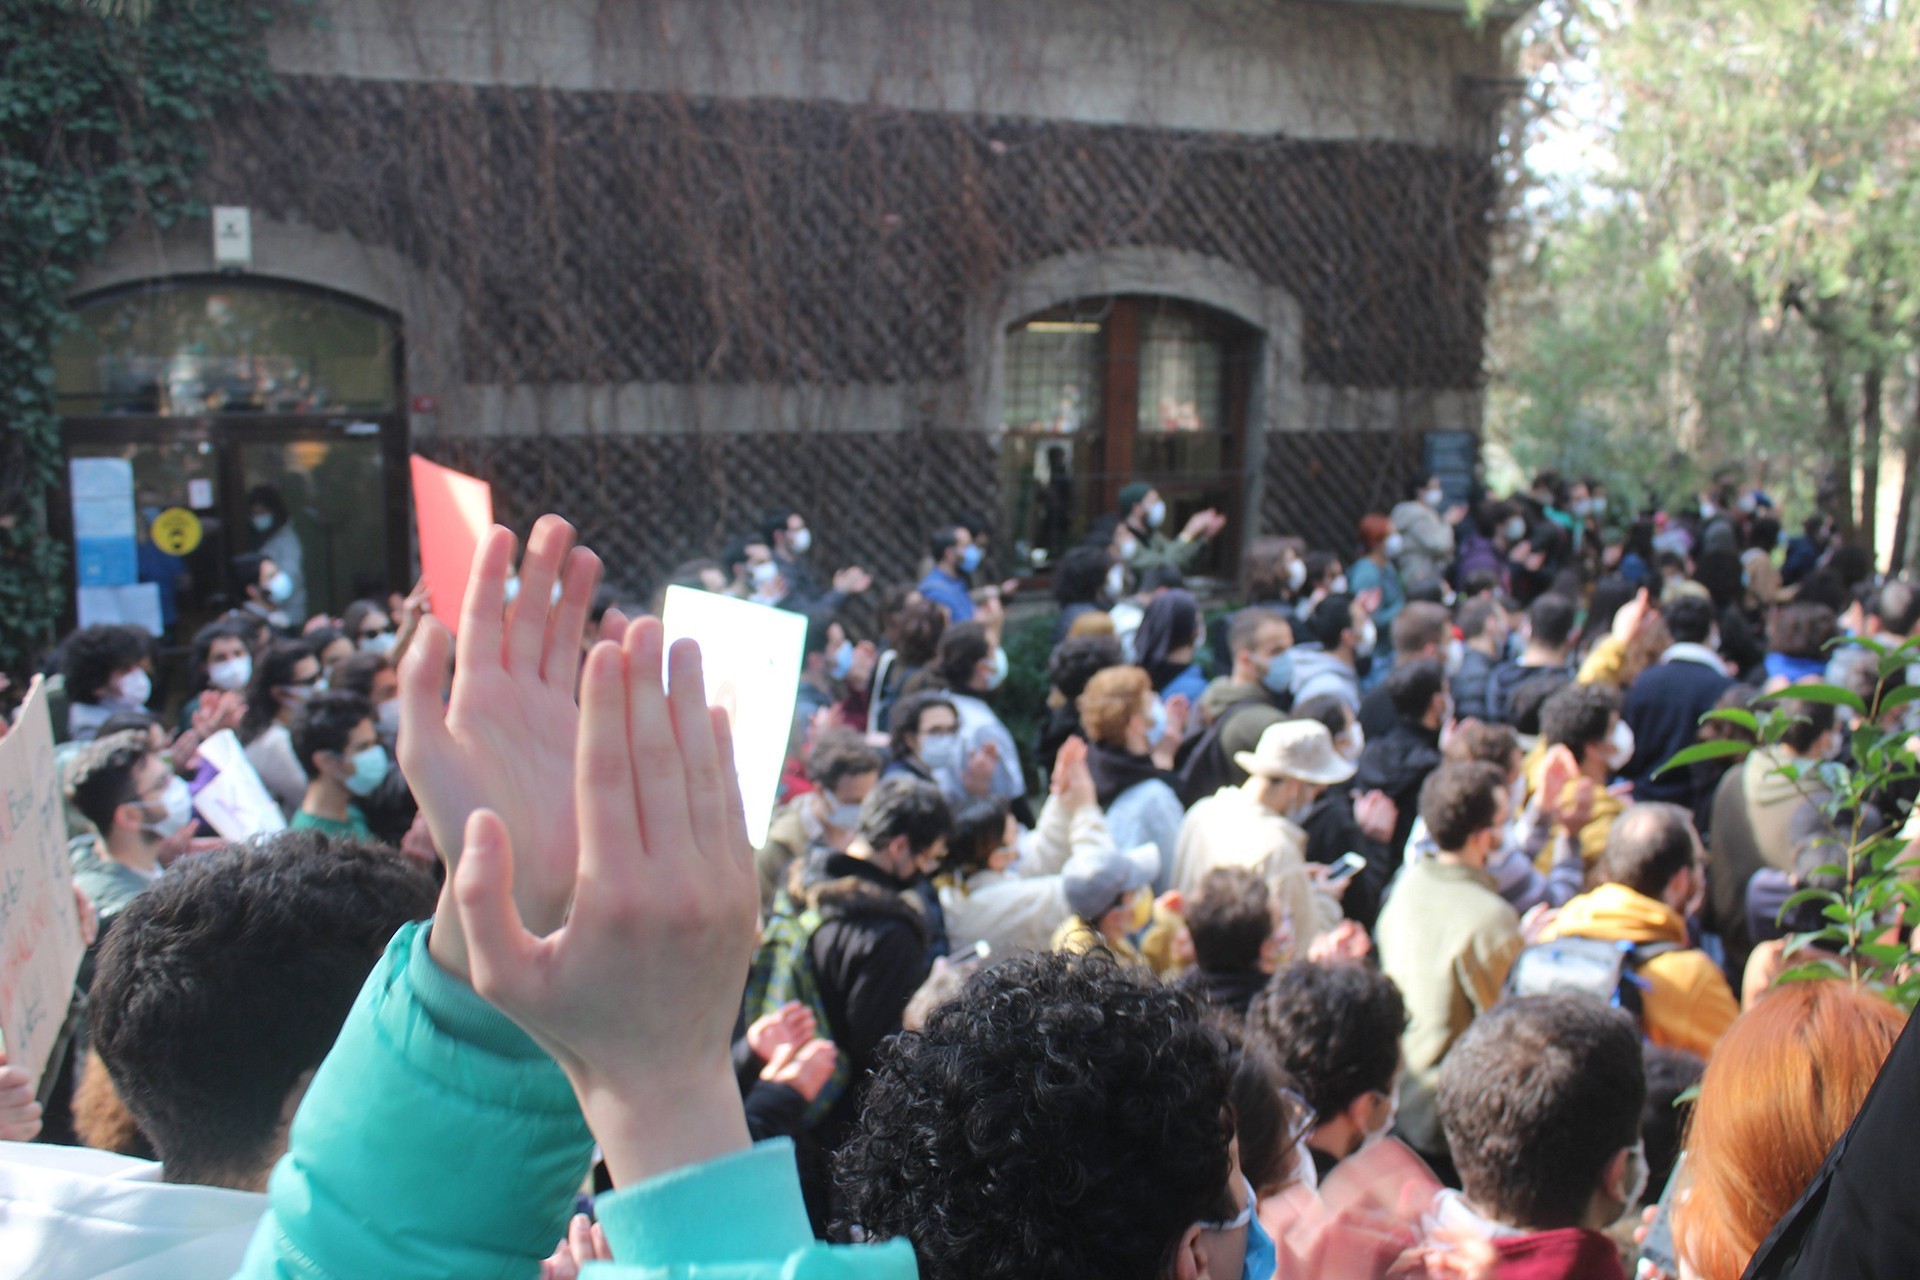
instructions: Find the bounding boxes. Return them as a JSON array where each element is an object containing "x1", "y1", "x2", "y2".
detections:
[
  {"x1": 53, "y1": 277, "x2": 409, "y2": 646},
  {"x1": 998, "y1": 295, "x2": 1258, "y2": 580}
]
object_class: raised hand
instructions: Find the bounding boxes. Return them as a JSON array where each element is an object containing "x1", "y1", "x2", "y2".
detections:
[
  {"x1": 963, "y1": 740, "x2": 1000, "y2": 797},
  {"x1": 1051, "y1": 736, "x2": 1097, "y2": 812},
  {"x1": 452, "y1": 621, "x2": 759, "y2": 1188},
  {"x1": 1355, "y1": 790, "x2": 1398, "y2": 844},
  {"x1": 538, "y1": 1214, "x2": 612, "y2": 1280},
  {"x1": 400, "y1": 516, "x2": 619, "y2": 980},
  {"x1": 833, "y1": 566, "x2": 873, "y2": 595}
]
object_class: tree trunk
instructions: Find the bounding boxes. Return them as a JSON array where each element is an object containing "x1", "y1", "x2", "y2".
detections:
[
  {"x1": 1815, "y1": 302, "x2": 1857, "y2": 540},
  {"x1": 1860, "y1": 355, "x2": 1884, "y2": 565},
  {"x1": 1891, "y1": 346, "x2": 1920, "y2": 576}
]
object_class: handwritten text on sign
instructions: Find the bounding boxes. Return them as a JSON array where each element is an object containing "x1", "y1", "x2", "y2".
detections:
[{"x1": 0, "y1": 677, "x2": 86, "y2": 1089}]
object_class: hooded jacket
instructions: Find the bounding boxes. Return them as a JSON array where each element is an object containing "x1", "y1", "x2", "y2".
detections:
[
  {"x1": 1289, "y1": 644, "x2": 1360, "y2": 713},
  {"x1": 1389, "y1": 498, "x2": 1455, "y2": 584},
  {"x1": 1539, "y1": 884, "x2": 1739, "y2": 1058},
  {"x1": 1485, "y1": 658, "x2": 1569, "y2": 725},
  {"x1": 1451, "y1": 647, "x2": 1501, "y2": 724}
]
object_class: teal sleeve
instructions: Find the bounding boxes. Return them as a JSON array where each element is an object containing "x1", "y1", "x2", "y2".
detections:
[
  {"x1": 234, "y1": 920, "x2": 594, "y2": 1279},
  {"x1": 587, "y1": 1139, "x2": 919, "y2": 1279}
]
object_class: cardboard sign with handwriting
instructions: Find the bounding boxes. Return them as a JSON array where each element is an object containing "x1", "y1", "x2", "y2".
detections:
[{"x1": 0, "y1": 677, "x2": 86, "y2": 1089}]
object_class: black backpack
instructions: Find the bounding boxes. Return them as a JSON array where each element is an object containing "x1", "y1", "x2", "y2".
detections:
[{"x1": 1503, "y1": 936, "x2": 1679, "y2": 1023}]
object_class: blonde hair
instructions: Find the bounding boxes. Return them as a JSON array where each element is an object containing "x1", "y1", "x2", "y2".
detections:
[{"x1": 1077, "y1": 666, "x2": 1151, "y2": 746}]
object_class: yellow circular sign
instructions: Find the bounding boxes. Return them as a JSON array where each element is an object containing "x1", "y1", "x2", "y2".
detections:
[{"x1": 150, "y1": 506, "x2": 204, "y2": 556}]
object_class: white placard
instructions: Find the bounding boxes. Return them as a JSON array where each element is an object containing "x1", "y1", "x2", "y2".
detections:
[
  {"x1": 0, "y1": 678, "x2": 87, "y2": 1090},
  {"x1": 76, "y1": 583, "x2": 164, "y2": 636},
  {"x1": 191, "y1": 730, "x2": 288, "y2": 841},
  {"x1": 659, "y1": 586, "x2": 807, "y2": 848}
]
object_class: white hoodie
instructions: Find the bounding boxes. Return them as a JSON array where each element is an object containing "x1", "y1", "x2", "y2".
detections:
[{"x1": 0, "y1": 1141, "x2": 264, "y2": 1279}]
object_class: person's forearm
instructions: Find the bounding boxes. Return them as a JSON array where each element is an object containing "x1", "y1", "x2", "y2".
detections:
[{"x1": 580, "y1": 1063, "x2": 752, "y2": 1189}]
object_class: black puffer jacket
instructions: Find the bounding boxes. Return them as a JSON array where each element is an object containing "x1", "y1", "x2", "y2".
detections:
[{"x1": 1352, "y1": 721, "x2": 1442, "y2": 874}]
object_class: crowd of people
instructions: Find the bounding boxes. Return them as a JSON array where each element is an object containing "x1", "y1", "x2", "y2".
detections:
[{"x1": 1, "y1": 470, "x2": 1916, "y2": 1280}]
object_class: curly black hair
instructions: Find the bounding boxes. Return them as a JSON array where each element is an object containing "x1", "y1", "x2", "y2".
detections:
[
  {"x1": 60, "y1": 623, "x2": 151, "y2": 703},
  {"x1": 836, "y1": 949, "x2": 1234, "y2": 1280},
  {"x1": 1047, "y1": 633, "x2": 1124, "y2": 703}
]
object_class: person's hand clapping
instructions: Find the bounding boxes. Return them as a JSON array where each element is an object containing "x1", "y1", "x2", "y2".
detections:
[
  {"x1": 1050, "y1": 736, "x2": 1096, "y2": 813},
  {"x1": 745, "y1": 1000, "x2": 816, "y2": 1064},
  {"x1": 452, "y1": 622, "x2": 759, "y2": 1188},
  {"x1": 833, "y1": 566, "x2": 872, "y2": 595},
  {"x1": 963, "y1": 740, "x2": 999, "y2": 797},
  {"x1": 760, "y1": 1039, "x2": 837, "y2": 1103},
  {"x1": 1308, "y1": 918, "x2": 1372, "y2": 965},
  {"x1": 399, "y1": 516, "x2": 622, "y2": 982}
]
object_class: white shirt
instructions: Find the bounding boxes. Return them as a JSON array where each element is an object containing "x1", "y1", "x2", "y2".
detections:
[{"x1": 0, "y1": 1142, "x2": 265, "y2": 1279}]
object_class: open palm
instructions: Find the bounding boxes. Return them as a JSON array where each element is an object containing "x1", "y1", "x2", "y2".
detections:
[{"x1": 400, "y1": 516, "x2": 619, "y2": 972}]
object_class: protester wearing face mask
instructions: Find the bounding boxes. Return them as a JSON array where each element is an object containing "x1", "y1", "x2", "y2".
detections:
[
  {"x1": 65, "y1": 733, "x2": 203, "y2": 928},
  {"x1": 245, "y1": 484, "x2": 306, "y2": 625},
  {"x1": 342, "y1": 599, "x2": 399, "y2": 656},
  {"x1": 1348, "y1": 513, "x2": 1407, "y2": 638},
  {"x1": 288, "y1": 690, "x2": 387, "y2": 842},
  {"x1": 1289, "y1": 593, "x2": 1375, "y2": 714},
  {"x1": 1389, "y1": 475, "x2": 1464, "y2": 586},
  {"x1": 1198, "y1": 608, "x2": 1294, "y2": 729},
  {"x1": 793, "y1": 616, "x2": 874, "y2": 741},
  {"x1": 1114, "y1": 480, "x2": 1227, "y2": 578},
  {"x1": 882, "y1": 690, "x2": 962, "y2": 785},
  {"x1": 909, "y1": 621, "x2": 1027, "y2": 814},
  {"x1": 58, "y1": 624, "x2": 155, "y2": 744},
  {"x1": 177, "y1": 618, "x2": 255, "y2": 735},
  {"x1": 1077, "y1": 665, "x2": 1187, "y2": 892},
  {"x1": 1051, "y1": 840, "x2": 1164, "y2": 967},
  {"x1": 1353, "y1": 657, "x2": 1451, "y2": 875},
  {"x1": 239, "y1": 640, "x2": 323, "y2": 820},
  {"x1": 1250, "y1": 960, "x2": 1407, "y2": 1184},
  {"x1": 1174, "y1": 720, "x2": 1352, "y2": 952},
  {"x1": 757, "y1": 730, "x2": 883, "y2": 910},
  {"x1": 762, "y1": 507, "x2": 871, "y2": 614},
  {"x1": 916, "y1": 525, "x2": 981, "y2": 623},
  {"x1": 1523, "y1": 681, "x2": 1633, "y2": 872}
]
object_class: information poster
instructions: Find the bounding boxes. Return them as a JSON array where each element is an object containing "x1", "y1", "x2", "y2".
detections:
[
  {"x1": 660, "y1": 586, "x2": 807, "y2": 848},
  {"x1": 0, "y1": 677, "x2": 87, "y2": 1091},
  {"x1": 70, "y1": 457, "x2": 138, "y2": 587},
  {"x1": 192, "y1": 730, "x2": 288, "y2": 841}
]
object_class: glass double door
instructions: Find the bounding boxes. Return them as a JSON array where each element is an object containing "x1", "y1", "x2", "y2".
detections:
[{"x1": 62, "y1": 418, "x2": 407, "y2": 648}]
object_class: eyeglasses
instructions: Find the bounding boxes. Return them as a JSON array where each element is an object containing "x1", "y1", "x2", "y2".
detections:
[
  {"x1": 1197, "y1": 1172, "x2": 1258, "y2": 1234},
  {"x1": 1280, "y1": 1088, "x2": 1318, "y2": 1150}
]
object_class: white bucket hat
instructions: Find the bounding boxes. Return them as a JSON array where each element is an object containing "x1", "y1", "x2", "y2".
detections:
[{"x1": 1233, "y1": 719, "x2": 1358, "y2": 787}]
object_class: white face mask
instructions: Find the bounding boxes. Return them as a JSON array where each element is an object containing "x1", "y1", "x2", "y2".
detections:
[
  {"x1": 377, "y1": 697, "x2": 402, "y2": 738},
  {"x1": 1421, "y1": 486, "x2": 1444, "y2": 509},
  {"x1": 1504, "y1": 516, "x2": 1529, "y2": 543},
  {"x1": 1116, "y1": 534, "x2": 1140, "y2": 563},
  {"x1": 264, "y1": 570, "x2": 294, "y2": 604},
  {"x1": 1606, "y1": 719, "x2": 1636, "y2": 772},
  {"x1": 208, "y1": 654, "x2": 253, "y2": 692},
  {"x1": 824, "y1": 798, "x2": 863, "y2": 830},
  {"x1": 1354, "y1": 620, "x2": 1378, "y2": 658},
  {"x1": 1145, "y1": 499, "x2": 1167, "y2": 529},
  {"x1": 110, "y1": 668, "x2": 153, "y2": 709},
  {"x1": 142, "y1": 775, "x2": 194, "y2": 840},
  {"x1": 982, "y1": 647, "x2": 1009, "y2": 692},
  {"x1": 918, "y1": 730, "x2": 960, "y2": 771},
  {"x1": 1285, "y1": 558, "x2": 1307, "y2": 592},
  {"x1": 1383, "y1": 532, "x2": 1406, "y2": 559},
  {"x1": 788, "y1": 527, "x2": 813, "y2": 556},
  {"x1": 1106, "y1": 562, "x2": 1128, "y2": 600},
  {"x1": 1330, "y1": 573, "x2": 1349, "y2": 595},
  {"x1": 1445, "y1": 637, "x2": 1466, "y2": 677}
]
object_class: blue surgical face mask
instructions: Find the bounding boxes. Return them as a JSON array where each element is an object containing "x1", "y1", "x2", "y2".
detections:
[
  {"x1": 252, "y1": 512, "x2": 275, "y2": 533},
  {"x1": 344, "y1": 744, "x2": 390, "y2": 797},
  {"x1": 1261, "y1": 650, "x2": 1294, "y2": 696},
  {"x1": 1146, "y1": 699, "x2": 1168, "y2": 748},
  {"x1": 1242, "y1": 1209, "x2": 1278, "y2": 1280},
  {"x1": 959, "y1": 543, "x2": 983, "y2": 574},
  {"x1": 830, "y1": 640, "x2": 855, "y2": 681}
]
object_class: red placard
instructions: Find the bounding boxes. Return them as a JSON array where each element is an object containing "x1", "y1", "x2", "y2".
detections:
[{"x1": 410, "y1": 456, "x2": 493, "y2": 631}]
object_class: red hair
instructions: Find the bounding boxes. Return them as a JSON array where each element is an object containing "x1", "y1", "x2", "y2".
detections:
[
  {"x1": 1357, "y1": 513, "x2": 1393, "y2": 551},
  {"x1": 1673, "y1": 981, "x2": 1904, "y2": 1280}
]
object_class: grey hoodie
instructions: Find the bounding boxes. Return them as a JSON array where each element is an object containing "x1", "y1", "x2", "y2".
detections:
[{"x1": 1288, "y1": 644, "x2": 1359, "y2": 712}]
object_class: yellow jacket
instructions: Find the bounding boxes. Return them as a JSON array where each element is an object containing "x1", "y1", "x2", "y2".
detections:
[{"x1": 1540, "y1": 883, "x2": 1740, "y2": 1058}]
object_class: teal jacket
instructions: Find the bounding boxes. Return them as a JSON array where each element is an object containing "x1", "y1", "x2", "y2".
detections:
[{"x1": 236, "y1": 920, "x2": 918, "y2": 1279}]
